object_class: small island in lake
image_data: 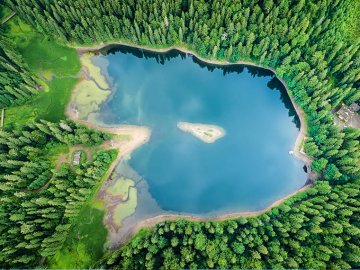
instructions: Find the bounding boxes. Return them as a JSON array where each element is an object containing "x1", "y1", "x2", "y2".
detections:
[{"x1": 177, "y1": 121, "x2": 225, "y2": 143}]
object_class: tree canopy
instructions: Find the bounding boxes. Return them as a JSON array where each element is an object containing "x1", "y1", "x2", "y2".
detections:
[{"x1": 0, "y1": 0, "x2": 359, "y2": 268}]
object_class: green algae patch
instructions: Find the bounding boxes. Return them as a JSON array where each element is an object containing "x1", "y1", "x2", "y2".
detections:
[
  {"x1": 81, "y1": 53, "x2": 109, "y2": 89},
  {"x1": 69, "y1": 53, "x2": 112, "y2": 120},
  {"x1": 113, "y1": 187, "x2": 138, "y2": 227},
  {"x1": 101, "y1": 177, "x2": 138, "y2": 228},
  {"x1": 72, "y1": 80, "x2": 111, "y2": 119},
  {"x1": 107, "y1": 177, "x2": 135, "y2": 200}
]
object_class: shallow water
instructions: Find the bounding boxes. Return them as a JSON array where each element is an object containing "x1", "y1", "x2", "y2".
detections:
[{"x1": 93, "y1": 45, "x2": 306, "y2": 216}]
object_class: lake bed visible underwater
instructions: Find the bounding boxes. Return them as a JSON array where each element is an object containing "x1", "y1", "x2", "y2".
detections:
[{"x1": 88, "y1": 45, "x2": 306, "y2": 217}]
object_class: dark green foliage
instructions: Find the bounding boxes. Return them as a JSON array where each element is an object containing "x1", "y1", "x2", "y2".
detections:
[
  {"x1": 99, "y1": 181, "x2": 359, "y2": 269},
  {"x1": 4, "y1": 0, "x2": 359, "y2": 182},
  {"x1": 0, "y1": 31, "x2": 37, "y2": 108},
  {"x1": 1, "y1": 0, "x2": 359, "y2": 268},
  {"x1": 0, "y1": 120, "x2": 114, "y2": 268}
]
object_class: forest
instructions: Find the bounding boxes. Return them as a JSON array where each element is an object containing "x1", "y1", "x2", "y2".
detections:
[
  {"x1": 0, "y1": 31, "x2": 37, "y2": 107},
  {"x1": 0, "y1": 0, "x2": 359, "y2": 268},
  {"x1": 0, "y1": 119, "x2": 117, "y2": 267}
]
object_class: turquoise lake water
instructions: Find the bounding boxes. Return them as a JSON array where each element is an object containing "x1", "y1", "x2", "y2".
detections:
[{"x1": 94, "y1": 46, "x2": 306, "y2": 215}]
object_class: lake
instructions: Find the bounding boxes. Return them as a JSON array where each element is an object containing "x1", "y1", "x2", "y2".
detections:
[{"x1": 92, "y1": 45, "x2": 306, "y2": 216}]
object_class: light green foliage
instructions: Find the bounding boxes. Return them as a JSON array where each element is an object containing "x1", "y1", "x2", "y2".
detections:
[
  {"x1": 107, "y1": 177, "x2": 135, "y2": 200},
  {"x1": 48, "y1": 205, "x2": 107, "y2": 269},
  {"x1": 112, "y1": 187, "x2": 138, "y2": 227},
  {"x1": 0, "y1": 120, "x2": 115, "y2": 268},
  {"x1": 1, "y1": 16, "x2": 80, "y2": 126},
  {"x1": 72, "y1": 80, "x2": 111, "y2": 119},
  {"x1": 0, "y1": 0, "x2": 359, "y2": 269}
]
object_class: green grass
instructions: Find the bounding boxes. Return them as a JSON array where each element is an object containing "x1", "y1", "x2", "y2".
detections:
[
  {"x1": 2, "y1": 16, "x2": 81, "y2": 129},
  {"x1": 48, "y1": 150, "x2": 118, "y2": 268},
  {"x1": 5, "y1": 77, "x2": 78, "y2": 129},
  {"x1": 48, "y1": 204, "x2": 107, "y2": 269},
  {"x1": 0, "y1": 4, "x2": 12, "y2": 22},
  {"x1": 44, "y1": 144, "x2": 70, "y2": 166},
  {"x1": 20, "y1": 35, "x2": 81, "y2": 76}
]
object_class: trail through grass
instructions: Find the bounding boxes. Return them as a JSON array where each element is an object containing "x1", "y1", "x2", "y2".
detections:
[
  {"x1": 2, "y1": 16, "x2": 81, "y2": 129},
  {"x1": 48, "y1": 204, "x2": 107, "y2": 269}
]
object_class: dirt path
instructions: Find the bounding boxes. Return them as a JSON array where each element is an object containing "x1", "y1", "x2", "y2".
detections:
[{"x1": 65, "y1": 104, "x2": 151, "y2": 183}]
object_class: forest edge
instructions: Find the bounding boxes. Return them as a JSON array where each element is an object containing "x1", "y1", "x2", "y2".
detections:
[{"x1": 67, "y1": 41, "x2": 317, "y2": 249}]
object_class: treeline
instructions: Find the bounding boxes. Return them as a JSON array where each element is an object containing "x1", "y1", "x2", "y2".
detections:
[
  {"x1": 1, "y1": 0, "x2": 359, "y2": 268},
  {"x1": 0, "y1": 31, "x2": 37, "y2": 108},
  {"x1": 4, "y1": 0, "x2": 359, "y2": 105},
  {"x1": 99, "y1": 180, "x2": 359, "y2": 269},
  {"x1": 4, "y1": 0, "x2": 359, "y2": 183},
  {"x1": 0, "y1": 119, "x2": 116, "y2": 268}
]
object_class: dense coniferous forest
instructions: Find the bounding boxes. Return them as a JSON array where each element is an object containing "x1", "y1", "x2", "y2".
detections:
[
  {"x1": 0, "y1": 32, "x2": 37, "y2": 107},
  {"x1": 0, "y1": 120, "x2": 116, "y2": 267},
  {"x1": 100, "y1": 180, "x2": 359, "y2": 269},
  {"x1": 0, "y1": 0, "x2": 359, "y2": 268},
  {"x1": 4, "y1": 0, "x2": 359, "y2": 182}
]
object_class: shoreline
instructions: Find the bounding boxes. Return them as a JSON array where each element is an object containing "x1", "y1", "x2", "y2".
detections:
[
  {"x1": 65, "y1": 104, "x2": 151, "y2": 178},
  {"x1": 177, "y1": 121, "x2": 225, "y2": 143},
  {"x1": 66, "y1": 41, "x2": 313, "y2": 249},
  {"x1": 74, "y1": 41, "x2": 310, "y2": 168},
  {"x1": 117, "y1": 183, "x2": 312, "y2": 247}
]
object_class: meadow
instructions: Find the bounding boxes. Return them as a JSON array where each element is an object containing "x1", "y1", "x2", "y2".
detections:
[{"x1": 2, "y1": 15, "x2": 81, "y2": 128}]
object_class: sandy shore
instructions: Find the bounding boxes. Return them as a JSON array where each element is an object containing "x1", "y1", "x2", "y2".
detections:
[
  {"x1": 65, "y1": 105, "x2": 151, "y2": 179},
  {"x1": 67, "y1": 41, "x2": 314, "y2": 249},
  {"x1": 117, "y1": 183, "x2": 311, "y2": 246},
  {"x1": 177, "y1": 122, "x2": 225, "y2": 143},
  {"x1": 74, "y1": 41, "x2": 310, "y2": 167}
]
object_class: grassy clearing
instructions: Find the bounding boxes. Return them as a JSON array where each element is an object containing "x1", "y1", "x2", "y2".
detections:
[
  {"x1": 48, "y1": 149, "x2": 118, "y2": 268},
  {"x1": 2, "y1": 16, "x2": 81, "y2": 128},
  {"x1": 48, "y1": 204, "x2": 107, "y2": 269},
  {"x1": 5, "y1": 77, "x2": 79, "y2": 128},
  {"x1": 21, "y1": 35, "x2": 81, "y2": 76},
  {"x1": 43, "y1": 144, "x2": 70, "y2": 166}
]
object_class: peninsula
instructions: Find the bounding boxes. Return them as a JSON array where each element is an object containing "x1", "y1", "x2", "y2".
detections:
[{"x1": 177, "y1": 121, "x2": 225, "y2": 143}]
